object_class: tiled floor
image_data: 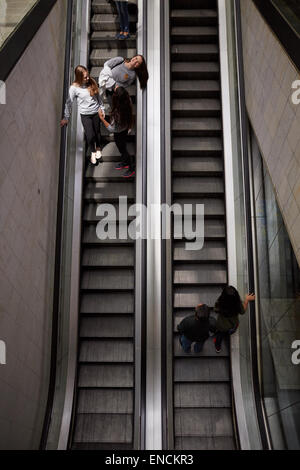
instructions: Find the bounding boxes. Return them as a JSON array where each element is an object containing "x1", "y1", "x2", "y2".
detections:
[{"x1": 0, "y1": 0, "x2": 38, "y2": 47}]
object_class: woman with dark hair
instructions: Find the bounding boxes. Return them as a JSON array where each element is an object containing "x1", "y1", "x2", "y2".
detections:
[
  {"x1": 61, "y1": 65, "x2": 105, "y2": 165},
  {"x1": 99, "y1": 55, "x2": 149, "y2": 106},
  {"x1": 213, "y1": 286, "x2": 255, "y2": 353},
  {"x1": 99, "y1": 86, "x2": 135, "y2": 178}
]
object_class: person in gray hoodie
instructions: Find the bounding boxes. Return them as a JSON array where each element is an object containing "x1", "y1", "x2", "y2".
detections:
[{"x1": 61, "y1": 65, "x2": 105, "y2": 165}]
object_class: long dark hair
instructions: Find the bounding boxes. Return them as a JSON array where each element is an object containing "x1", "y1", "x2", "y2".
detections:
[
  {"x1": 195, "y1": 304, "x2": 210, "y2": 325},
  {"x1": 126, "y1": 55, "x2": 149, "y2": 90},
  {"x1": 215, "y1": 286, "x2": 244, "y2": 318},
  {"x1": 74, "y1": 65, "x2": 99, "y2": 96},
  {"x1": 135, "y1": 55, "x2": 149, "y2": 90},
  {"x1": 111, "y1": 86, "x2": 134, "y2": 129}
]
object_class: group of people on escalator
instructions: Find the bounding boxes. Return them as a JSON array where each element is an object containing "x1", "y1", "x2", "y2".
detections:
[
  {"x1": 61, "y1": 53, "x2": 148, "y2": 178},
  {"x1": 61, "y1": 0, "x2": 141, "y2": 177},
  {"x1": 178, "y1": 286, "x2": 255, "y2": 354}
]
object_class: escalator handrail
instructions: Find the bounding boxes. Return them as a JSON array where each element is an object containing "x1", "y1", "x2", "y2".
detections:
[
  {"x1": 252, "y1": 0, "x2": 300, "y2": 72},
  {"x1": 39, "y1": 0, "x2": 74, "y2": 450},
  {"x1": 234, "y1": 0, "x2": 272, "y2": 450}
]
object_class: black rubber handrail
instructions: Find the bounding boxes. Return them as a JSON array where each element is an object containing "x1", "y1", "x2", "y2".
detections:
[
  {"x1": 253, "y1": 0, "x2": 300, "y2": 72},
  {"x1": 39, "y1": 0, "x2": 74, "y2": 450},
  {"x1": 140, "y1": 0, "x2": 148, "y2": 451},
  {"x1": 235, "y1": 0, "x2": 271, "y2": 450},
  {"x1": 0, "y1": 0, "x2": 58, "y2": 81},
  {"x1": 160, "y1": 0, "x2": 170, "y2": 451}
]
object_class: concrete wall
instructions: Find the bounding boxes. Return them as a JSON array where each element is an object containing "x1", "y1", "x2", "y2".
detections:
[
  {"x1": 240, "y1": 0, "x2": 300, "y2": 266},
  {"x1": 0, "y1": 0, "x2": 68, "y2": 449}
]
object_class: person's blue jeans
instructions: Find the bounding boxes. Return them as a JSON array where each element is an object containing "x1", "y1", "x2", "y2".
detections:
[
  {"x1": 115, "y1": 1, "x2": 129, "y2": 32},
  {"x1": 179, "y1": 335, "x2": 205, "y2": 354}
]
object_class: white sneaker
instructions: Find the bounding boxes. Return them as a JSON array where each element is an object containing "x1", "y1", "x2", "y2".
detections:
[
  {"x1": 90, "y1": 152, "x2": 97, "y2": 165},
  {"x1": 96, "y1": 149, "x2": 102, "y2": 161}
]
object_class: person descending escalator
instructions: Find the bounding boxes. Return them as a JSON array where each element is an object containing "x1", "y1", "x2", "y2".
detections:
[
  {"x1": 177, "y1": 304, "x2": 215, "y2": 354},
  {"x1": 99, "y1": 86, "x2": 135, "y2": 178},
  {"x1": 61, "y1": 65, "x2": 105, "y2": 166},
  {"x1": 98, "y1": 55, "x2": 149, "y2": 107},
  {"x1": 114, "y1": 0, "x2": 130, "y2": 40},
  {"x1": 213, "y1": 286, "x2": 255, "y2": 353}
]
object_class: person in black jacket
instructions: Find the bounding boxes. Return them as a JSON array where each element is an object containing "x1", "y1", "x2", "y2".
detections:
[{"x1": 177, "y1": 304, "x2": 212, "y2": 354}]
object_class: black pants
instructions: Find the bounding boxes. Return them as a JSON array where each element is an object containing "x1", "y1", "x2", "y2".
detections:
[
  {"x1": 81, "y1": 113, "x2": 101, "y2": 154},
  {"x1": 215, "y1": 324, "x2": 238, "y2": 349},
  {"x1": 115, "y1": 129, "x2": 134, "y2": 170}
]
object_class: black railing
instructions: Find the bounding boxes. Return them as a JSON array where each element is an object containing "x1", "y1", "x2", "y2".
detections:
[
  {"x1": 39, "y1": 0, "x2": 74, "y2": 450},
  {"x1": 253, "y1": 0, "x2": 300, "y2": 71},
  {"x1": 235, "y1": 0, "x2": 271, "y2": 450},
  {"x1": 0, "y1": 0, "x2": 58, "y2": 81}
]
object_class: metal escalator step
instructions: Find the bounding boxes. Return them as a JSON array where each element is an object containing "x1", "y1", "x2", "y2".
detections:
[
  {"x1": 80, "y1": 316, "x2": 134, "y2": 338},
  {"x1": 173, "y1": 199, "x2": 225, "y2": 217},
  {"x1": 172, "y1": 0, "x2": 217, "y2": 6},
  {"x1": 172, "y1": 118, "x2": 222, "y2": 137},
  {"x1": 173, "y1": 334, "x2": 229, "y2": 358},
  {"x1": 172, "y1": 98, "x2": 221, "y2": 117},
  {"x1": 84, "y1": 182, "x2": 135, "y2": 202},
  {"x1": 81, "y1": 268, "x2": 134, "y2": 291},
  {"x1": 90, "y1": 48, "x2": 137, "y2": 67},
  {"x1": 85, "y1": 162, "x2": 135, "y2": 182},
  {"x1": 171, "y1": 44, "x2": 218, "y2": 61},
  {"x1": 91, "y1": 31, "x2": 136, "y2": 48},
  {"x1": 83, "y1": 225, "x2": 135, "y2": 245},
  {"x1": 73, "y1": 413, "x2": 133, "y2": 443},
  {"x1": 91, "y1": 14, "x2": 136, "y2": 32},
  {"x1": 82, "y1": 246, "x2": 134, "y2": 267},
  {"x1": 174, "y1": 408, "x2": 233, "y2": 437},
  {"x1": 81, "y1": 292, "x2": 134, "y2": 314},
  {"x1": 92, "y1": 0, "x2": 114, "y2": 14},
  {"x1": 173, "y1": 241, "x2": 226, "y2": 262},
  {"x1": 83, "y1": 203, "x2": 135, "y2": 224},
  {"x1": 173, "y1": 264, "x2": 227, "y2": 286},
  {"x1": 172, "y1": 63, "x2": 219, "y2": 81},
  {"x1": 77, "y1": 389, "x2": 134, "y2": 414},
  {"x1": 171, "y1": 9, "x2": 218, "y2": 27},
  {"x1": 173, "y1": 218, "x2": 225, "y2": 241},
  {"x1": 99, "y1": 142, "x2": 136, "y2": 162},
  {"x1": 173, "y1": 177, "x2": 224, "y2": 196},
  {"x1": 171, "y1": 26, "x2": 218, "y2": 44},
  {"x1": 174, "y1": 358, "x2": 230, "y2": 383},
  {"x1": 172, "y1": 137, "x2": 222, "y2": 156},
  {"x1": 79, "y1": 340, "x2": 134, "y2": 362},
  {"x1": 173, "y1": 157, "x2": 223, "y2": 176},
  {"x1": 175, "y1": 436, "x2": 235, "y2": 451},
  {"x1": 172, "y1": 80, "x2": 220, "y2": 99},
  {"x1": 174, "y1": 383, "x2": 231, "y2": 408},
  {"x1": 174, "y1": 286, "x2": 222, "y2": 309},
  {"x1": 78, "y1": 364, "x2": 134, "y2": 388}
]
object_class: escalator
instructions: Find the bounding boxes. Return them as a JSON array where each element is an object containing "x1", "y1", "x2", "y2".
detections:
[
  {"x1": 169, "y1": 0, "x2": 237, "y2": 450},
  {"x1": 70, "y1": 0, "x2": 138, "y2": 450}
]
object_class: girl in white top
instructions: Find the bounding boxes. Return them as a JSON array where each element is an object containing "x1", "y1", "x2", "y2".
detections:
[{"x1": 61, "y1": 65, "x2": 105, "y2": 165}]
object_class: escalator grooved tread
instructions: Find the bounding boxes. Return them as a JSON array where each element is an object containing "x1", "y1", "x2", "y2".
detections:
[
  {"x1": 170, "y1": 3, "x2": 236, "y2": 451},
  {"x1": 71, "y1": 7, "x2": 137, "y2": 450}
]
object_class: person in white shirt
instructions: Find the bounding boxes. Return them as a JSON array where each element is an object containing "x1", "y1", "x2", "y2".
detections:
[{"x1": 61, "y1": 65, "x2": 105, "y2": 165}]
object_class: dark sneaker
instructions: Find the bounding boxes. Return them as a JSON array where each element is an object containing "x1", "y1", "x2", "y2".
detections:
[
  {"x1": 115, "y1": 163, "x2": 129, "y2": 170},
  {"x1": 122, "y1": 168, "x2": 135, "y2": 178},
  {"x1": 213, "y1": 337, "x2": 221, "y2": 354}
]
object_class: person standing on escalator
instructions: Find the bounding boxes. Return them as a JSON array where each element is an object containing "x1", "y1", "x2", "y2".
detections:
[
  {"x1": 99, "y1": 86, "x2": 135, "y2": 178},
  {"x1": 114, "y1": 0, "x2": 130, "y2": 40},
  {"x1": 177, "y1": 304, "x2": 213, "y2": 354},
  {"x1": 61, "y1": 65, "x2": 105, "y2": 166},
  {"x1": 213, "y1": 286, "x2": 255, "y2": 353},
  {"x1": 98, "y1": 55, "x2": 148, "y2": 107}
]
